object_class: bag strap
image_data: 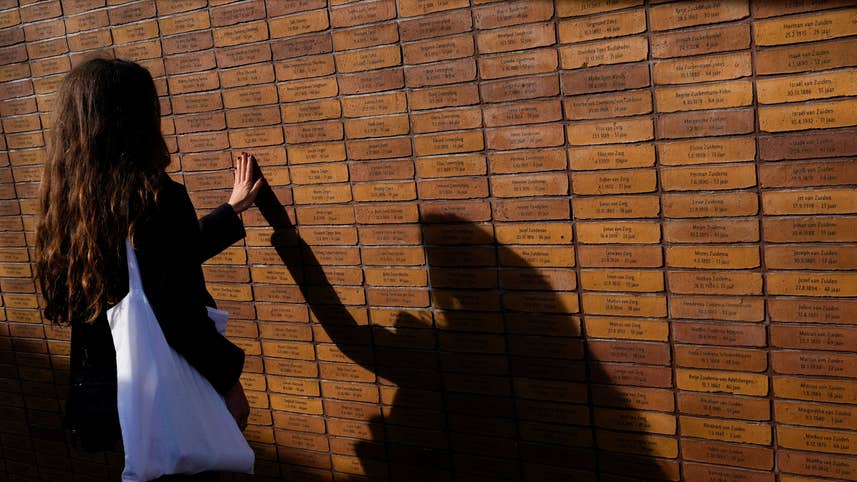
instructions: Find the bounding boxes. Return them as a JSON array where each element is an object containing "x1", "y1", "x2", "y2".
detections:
[{"x1": 124, "y1": 238, "x2": 143, "y2": 292}]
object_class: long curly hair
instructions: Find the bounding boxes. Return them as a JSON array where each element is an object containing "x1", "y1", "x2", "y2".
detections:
[{"x1": 35, "y1": 58, "x2": 170, "y2": 326}]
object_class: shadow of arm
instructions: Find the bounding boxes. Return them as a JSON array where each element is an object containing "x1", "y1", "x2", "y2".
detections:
[{"x1": 253, "y1": 183, "x2": 380, "y2": 374}]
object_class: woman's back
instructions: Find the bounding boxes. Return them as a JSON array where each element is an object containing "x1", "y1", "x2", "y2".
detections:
[{"x1": 35, "y1": 59, "x2": 262, "y2": 463}]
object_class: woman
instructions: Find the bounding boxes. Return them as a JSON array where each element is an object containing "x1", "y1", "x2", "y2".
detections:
[{"x1": 34, "y1": 58, "x2": 263, "y2": 480}]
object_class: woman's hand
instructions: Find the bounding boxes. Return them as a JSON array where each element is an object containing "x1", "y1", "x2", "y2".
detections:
[
  {"x1": 225, "y1": 381, "x2": 250, "y2": 431},
  {"x1": 228, "y1": 152, "x2": 264, "y2": 213}
]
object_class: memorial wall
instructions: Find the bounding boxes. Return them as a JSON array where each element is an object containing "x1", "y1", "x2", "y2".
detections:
[{"x1": 1, "y1": 0, "x2": 857, "y2": 480}]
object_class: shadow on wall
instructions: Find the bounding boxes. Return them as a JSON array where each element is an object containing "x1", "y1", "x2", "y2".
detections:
[
  {"x1": 0, "y1": 180, "x2": 676, "y2": 481},
  {"x1": 255, "y1": 183, "x2": 678, "y2": 482}
]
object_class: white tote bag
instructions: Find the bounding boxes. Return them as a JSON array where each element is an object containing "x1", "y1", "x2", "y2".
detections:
[{"x1": 108, "y1": 239, "x2": 255, "y2": 481}]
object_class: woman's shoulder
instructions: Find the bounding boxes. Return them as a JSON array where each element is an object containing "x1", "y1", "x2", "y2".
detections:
[
  {"x1": 155, "y1": 174, "x2": 191, "y2": 206},
  {"x1": 135, "y1": 175, "x2": 193, "y2": 235}
]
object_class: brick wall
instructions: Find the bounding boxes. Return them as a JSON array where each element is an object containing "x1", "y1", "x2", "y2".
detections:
[{"x1": 1, "y1": 0, "x2": 857, "y2": 481}]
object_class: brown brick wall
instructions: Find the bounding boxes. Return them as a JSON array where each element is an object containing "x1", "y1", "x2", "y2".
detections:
[{"x1": 1, "y1": 0, "x2": 857, "y2": 481}]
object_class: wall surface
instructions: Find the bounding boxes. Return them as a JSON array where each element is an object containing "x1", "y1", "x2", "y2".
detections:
[{"x1": 2, "y1": 0, "x2": 857, "y2": 481}]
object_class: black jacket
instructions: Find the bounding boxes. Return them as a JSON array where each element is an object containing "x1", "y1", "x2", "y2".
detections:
[{"x1": 66, "y1": 177, "x2": 246, "y2": 450}]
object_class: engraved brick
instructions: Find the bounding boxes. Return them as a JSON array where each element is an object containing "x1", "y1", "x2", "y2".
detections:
[
  {"x1": 210, "y1": 0, "x2": 265, "y2": 27},
  {"x1": 155, "y1": 0, "x2": 205, "y2": 14},
  {"x1": 657, "y1": 108, "x2": 754, "y2": 139},
  {"x1": 557, "y1": 0, "x2": 641, "y2": 18},
  {"x1": 759, "y1": 128, "x2": 857, "y2": 160},
  {"x1": 284, "y1": 120, "x2": 343, "y2": 144},
  {"x1": 112, "y1": 3, "x2": 157, "y2": 25},
  {"x1": 661, "y1": 164, "x2": 757, "y2": 191},
  {"x1": 406, "y1": 58, "x2": 476, "y2": 87},
  {"x1": 266, "y1": 0, "x2": 326, "y2": 17},
  {"x1": 563, "y1": 62, "x2": 650, "y2": 95},
  {"x1": 226, "y1": 106, "x2": 280, "y2": 129},
  {"x1": 572, "y1": 170, "x2": 657, "y2": 195},
  {"x1": 22, "y1": 1, "x2": 63, "y2": 23},
  {"x1": 473, "y1": 0, "x2": 553, "y2": 29},
  {"x1": 667, "y1": 246, "x2": 759, "y2": 270},
  {"x1": 0, "y1": 9, "x2": 20, "y2": 29},
  {"x1": 159, "y1": 10, "x2": 209, "y2": 36},
  {"x1": 414, "y1": 131, "x2": 483, "y2": 156},
  {"x1": 419, "y1": 179, "x2": 488, "y2": 199},
  {"x1": 174, "y1": 111, "x2": 226, "y2": 133},
  {"x1": 224, "y1": 84, "x2": 277, "y2": 109},
  {"x1": 271, "y1": 32, "x2": 330, "y2": 61},
  {"x1": 276, "y1": 55, "x2": 335, "y2": 81},
  {"x1": 568, "y1": 144, "x2": 655, "y2": 170},
  {"x1": 753, "y1": 0, "x2": 853, "y2": 18},
  {"x1": 288, "y1": 142, "x2": 346, "y2": 164},
  {"x1": 757, "y1": 70, "x2": 857, "y2": 105},
  {"x1": 344, "y1": 114, "x2": 409, "y2": 139},
  {"x1": 399, "y1": 10, "x2": 472, "y2": 42},
  {"x1": 404, "y1": 34, "x2": 473, "y2": 64},
  {"x1": 164, "y1": 51, "x2": 216, "y2": 75},
  {"x1": 278, "y1": 78, "x2": 338, "y2": 102},
  {"x1": 480, "y1": 48, "x2": 557, "y2": 80},
  {"x1": 663, "y1": 191, "x2": 758, "y2": 218},
  {"x1": 763, "y1": 189, "x2": 857, "y2": 215},
  {"x1": 587, "y1": 317, "x2": 667, "y2": 342},
  {"x1": 330, "y1": 0, "x2": 396, "y2": 28},
  {"x1": 577, "y1": 221, "x2": 660, "y2": 244},
  {"x1": 654, "y1": 51, "x2": 752, "y2": 85},
  {"x1": 347, "y1": 137, "x2": 412, "y2": 160},
  {"x1": 228, "y1": 126, "x2": 284, "y2": 148},
  {"x1": 658, "y1": 137, "x2": 755, "y2": 166},
  {"x1": 560, "y1": 36, "x2": 648, "y2": 70},
  {"x1": 656, "y1": 80, "x2": 752, "y2": 113},
  {"x1": 217, "y1": 43, "x2": 272, "y2": 68},
  {"x1": 168, "y1": 71, "x2": 219, "y2": 95},
  {"x1": 163, "y1": 30, "x2": 212, "y2": 55},
  {"x1": 651, "y1": 24, "x2": 750, "y2": 59},
  {"x1": 481, "y1": 75, "x2": 559, "y2": 103},
  {"x1": 778, "y1": 450, "x2": 857, "y2": 480},
  {"x1": 756, "y1": 37, "x2": 857, "y2": 75},
  {"x1": 664, "y1": 219, "x2": 759, "y2": 244},
  {"x1": 269, "y1": 9, "x2": 329, "y2": 38},
  {"x1": 487, "y1": 124, "x2": 564, "y2": 150},
  {"x1": 213, "y1": 21, "x2": 268, "y2": 48},
  {"x1": 484, "y1": 99, "x2": 561, "y2": 127},
  {"x1": 650, "y1": 1, "x2": 748, "y2": 32},
  {"x1": 500, "y1": 158, "x2": 574, "y2": 185},
  {"x1": 478, "y1": 22, "x2": 554, "y2": 54},
  {"x1": 756, "y1": 9, "x2": 857, "y2": 47},
  {"x1": 28, "y1": 37, "x2": 69, "y2": 58},
  {"x1": 565, "y1": 90, "x2": 652, "y2": 120},
  {"x1": 760, "y1": 99, "x2": 857, "y2": 133},
  {"x1": 676, "y1": 369, "x2": 767, "y2": 396},
  {"x1": 172, "y1": 92, "x2": 223, "y2": 114},
  {"x1": 220, "y1": 63, "x2": 275, "y2": 89},
  {"x1": 567, "y1": 117, "x2": 653, "y2": 146},
  {"x1": 559, "y1": 9, "x2": 645, "y2": 44},
  {"x1": 397, "y1": 0, "x2": 469, "y2": 17},
  {"x1": 23, "y1": 19, "x2": 65, "y2": 43},
  {"x1": 333, "y1": 23, "x2": 398, "y2": 51},
  {"x1": 350, "y1": 159, "x2": 413, "y2": 181},
  {"x1": 338, "y1": 68, "x2": 404, "y2": 95},
  {"x1": 0, "y1": 45, "x2": 27, "y2": 66},
  {"x1": 282, "y1": 99, "x2": 341, "y2": 124}
]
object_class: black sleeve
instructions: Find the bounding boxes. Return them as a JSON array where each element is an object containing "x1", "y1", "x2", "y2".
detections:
[
  {"x1": 134, "y1": 182, "x2": 245, "y2": 395},
  {"x1": 198, "y1": 203, "x2": 245, "y2": 263}
]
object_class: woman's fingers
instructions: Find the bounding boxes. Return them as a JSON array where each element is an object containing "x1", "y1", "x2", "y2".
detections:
[
  {"x1": 244, "y1": 152, "x2": 252, "y2": 181},
  {"x1": 228, "y1": 152, "x2": 265, "y2": 213}
]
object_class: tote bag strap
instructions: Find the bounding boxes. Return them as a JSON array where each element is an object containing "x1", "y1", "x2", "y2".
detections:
[{"x1": 124, "y1": 238, "x2": 144, "y2": 292}]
